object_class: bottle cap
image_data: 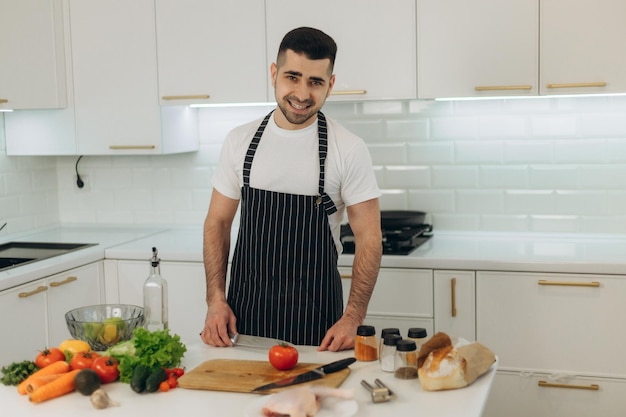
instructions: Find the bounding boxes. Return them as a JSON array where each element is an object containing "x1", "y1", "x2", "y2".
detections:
[
  {"x1": 356, "y1": 325, "x2": 376, "y2": 337},
  {"x1": 380, "y1": 328, "x2": 400, "y2": 338},
  {"x1": 396, "y1": 339, "x2": 417, "y2": 352},
  {"x1": 383, "y1": 334, "x2": 402, "y2": 346},
  {"x1": 408, "y1": 327, "x2": 427, "y2": 338}
]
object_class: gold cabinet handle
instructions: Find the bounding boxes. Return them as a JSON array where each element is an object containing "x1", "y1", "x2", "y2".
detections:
[
  {"x1": 18, "y1": 286, "x2": 48, "y2": 298},
  {"x1": 538, "y1": 380, "x2": 599, "y2": 391},
  {"x1": 451, "y1": 277, "x2": 457, "y2": 317},
  {"x1": 109, "y1": 145, "x2": 156, "y2": 150},
  {"x1": 49, "y1": 276, "x2": 77, "y2": 287},
  {"x1": 340, "y1": 274, "x2": 352, "y2": 279},
  {"x1": 546, "y1": 82, "x2": 606, "y2": 89},
  {"x1": 0, "y1": 99, "x2": 8, "y2": 104},
  {"x1": 162, "y1": 95, "x2": 210, "y2": 100},
  {"x1": 474, "y1": 85, "x2": 532, "y2": 91},
  {"x1": 330, "y1": 90, "x2": 367, "y2": 96},
  {"x1": 538, "y1": 280, "x2": 600, "y2": 288}
]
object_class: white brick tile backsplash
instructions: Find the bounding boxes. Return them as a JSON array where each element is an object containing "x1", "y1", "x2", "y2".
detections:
[
  {"x1": 383, "y1": 166, "x2": 430, "y2": 189},
  {"x1": 6, "y1": 96, "x2": 626, "y2": 235},
  {"x1": 432, "y1": 166, "x2": 479, "y2": 188},
  {"x1": 408, "y1": 142, "x2": 454, "y2": 165}
]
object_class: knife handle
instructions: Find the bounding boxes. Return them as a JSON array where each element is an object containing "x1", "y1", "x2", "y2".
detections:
[{"x1": 319, "y1": 357, "x2": 356, "y2": 374}]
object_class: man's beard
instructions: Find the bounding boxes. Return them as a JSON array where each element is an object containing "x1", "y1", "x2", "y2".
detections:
[{"x1": 276, "y1": 96, "x2": 318, "y2": 126}]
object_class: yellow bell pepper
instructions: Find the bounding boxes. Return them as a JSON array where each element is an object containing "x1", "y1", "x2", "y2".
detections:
[{"x1": 58, "y1": 339, "x2": 91, "y2": 355}]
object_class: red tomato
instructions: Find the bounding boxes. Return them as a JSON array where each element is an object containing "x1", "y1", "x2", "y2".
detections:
[
  {"x1": 268, "y1": 343, "x2": 299, "y2": 371},
  {"x1": 91, "y1": 356, "x2": 119, "y2": 384},
  {"x1": 35, "y1": 347, "x2": 66, "y2": 368},
  {"x1": 172, "y1": 367, "x2": 185, "y2": 378},
  {"x1": 167, "y1": 375, "x2": 178, "y2": 389},
  {"x1": 70, "y1": 351, "x2": 100, "y2": 370}
]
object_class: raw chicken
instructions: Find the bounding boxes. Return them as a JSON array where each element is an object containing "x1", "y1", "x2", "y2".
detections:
[{"x1": 261, "y1": 385, "x2": 354, "y2": 417}]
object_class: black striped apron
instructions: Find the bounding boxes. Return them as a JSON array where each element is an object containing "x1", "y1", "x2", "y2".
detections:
[{"x1": 227, "y1": 110, "x2": 343, "y2": 346}]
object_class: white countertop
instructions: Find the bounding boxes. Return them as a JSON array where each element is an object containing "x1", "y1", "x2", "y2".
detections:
[
  {"x1": 0, "y1": 343, "x2": 497, "y2": 417},
  {"x1": 4, "y1": 225, "x2": 626, "y2": 292}
]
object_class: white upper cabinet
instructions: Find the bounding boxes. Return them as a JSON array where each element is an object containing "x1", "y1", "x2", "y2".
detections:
[
  {"x1": 417, "y1": 0, "x2": 538, "y2": 99},
  {"x1": 0, "y1": 0, "x2": 66, "y2": 110},
  {"x1": 5, "y1": 0, "x2": 198, "y2": 155},
  {"x1": 540, "y1": 0, "x2": 626, "y2": 95},
  {"x1": 265, "y1": 0, "x2": 417, "y2": 102},
  {"x1": 155, "y1": 0, "x2": 268, "y2": 105}
]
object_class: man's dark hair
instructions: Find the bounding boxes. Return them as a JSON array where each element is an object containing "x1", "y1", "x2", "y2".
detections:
[{"x1": 277, "y1": 27, "x2": 337, "y2": 73}]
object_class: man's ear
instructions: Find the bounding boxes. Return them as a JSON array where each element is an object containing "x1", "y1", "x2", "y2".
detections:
[
  {"x1": 326, "y1": 74, "x2": 336, "y2": 98},
  {"x1": 270, "y1": 62, "x2": 277, "y2": 88}
]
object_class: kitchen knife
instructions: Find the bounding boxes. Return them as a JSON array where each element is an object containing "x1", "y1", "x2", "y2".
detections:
[
  {"x1": 230, "y1": 333, "x2": 292, "y2": 349},
  {"x1": 251, "y1": 357, "x2": 356, "y2": 392}
]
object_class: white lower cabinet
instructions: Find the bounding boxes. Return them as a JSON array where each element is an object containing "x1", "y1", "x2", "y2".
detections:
[
  {"x1": 340, "y1": 267, "x2": 434, "y2": 337},
  {"x1": 0, "y1": 261, "x2": 104, "y2": 363},
  {"x1": 484, "y1": 371, "x2": 626, "y2": 417},
  {"x1": 434, "y1": 270, "x2": 475, "y2": 342},
  {"x1": 110, "y1": 260, "x2": 206, "y2": 344},
  {"x1": 478, "y1": 271, "x2": 626, "y2": 416}
]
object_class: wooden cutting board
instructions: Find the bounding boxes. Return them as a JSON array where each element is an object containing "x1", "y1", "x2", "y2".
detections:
[{"x1": 177, "y1": 359, "x2": 351, "y2": 394}]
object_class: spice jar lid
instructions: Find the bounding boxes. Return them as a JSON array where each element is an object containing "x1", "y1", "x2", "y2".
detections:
[
  {"x1": 383, "y1": 334, "x2": 402, "y2": 346},
  {"x1": 396, "y1": 339, "x2": 417, "y2": 352},
  {"x1": 357, "y1": 325, "x2": 376, "y2": 337},
  {"x1": 380, "y1": 328, "x2": 400, "y2": 338},
  {"x1": 408, "y1": 327, "x2": 427, "y2": 338}
]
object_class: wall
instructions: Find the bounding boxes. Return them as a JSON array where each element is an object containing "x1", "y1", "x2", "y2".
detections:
[
  {"x1": 4, "y1": 95, "x2": 626, "y2": 236},
  {"x1": 0, "y1": 114, "x2": 59, "y2": 236}
]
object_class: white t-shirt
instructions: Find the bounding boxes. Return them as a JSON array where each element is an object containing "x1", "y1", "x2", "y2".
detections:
[{"x1": 212, "y1": 111, "x2": 380, "y2": 251}]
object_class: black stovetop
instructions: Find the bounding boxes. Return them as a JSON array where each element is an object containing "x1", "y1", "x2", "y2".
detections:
[{"x1": 340, "y1": 223, "x2": 432, "y2": 255}]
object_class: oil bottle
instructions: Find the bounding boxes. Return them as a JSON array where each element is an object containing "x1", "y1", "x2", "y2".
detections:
[{"x1": 143, "y1": 247, "x2": 168, "y2": 331}]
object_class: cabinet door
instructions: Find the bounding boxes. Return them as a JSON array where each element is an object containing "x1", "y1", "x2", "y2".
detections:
[
  {"x1": 434, "y1": 270, "x2": 475, "y2": 342},
  {"x1": 265, "y1": 0, "x2": 417, "y2": 101},
  {"x1": 69, "y1": 0, "x2": 161, "y2": 154},
  {"x1": 0, "y1": 280, "x2": 48, "y2": 364},
  {"x1": 340, "y1": 267, "x2": 434, "y2": 335},
  {"x1": 116, "y1": 260, "x2": 206, "y2": 344},
  {"x1": 477, "y1": 271, "x2": 626, "y2": 378},
  {"x1": 0, "y1": 0, "x2": 66, "y2": 110},
  {"x1": 540, "y1": 0, "x2": 626, "y2": 95},
  {"x1": 484, "y1": 370, "x2": 626, "y2": 417},
  {"x1": 417, "y1": 0, "x2": 538, "y2": 99},
  {"x1": 46, "y1": 262, "x2": 104, "y2": 346},
  {"x1": 155, "y1": 0, "x2": 267, "y2": 105}
]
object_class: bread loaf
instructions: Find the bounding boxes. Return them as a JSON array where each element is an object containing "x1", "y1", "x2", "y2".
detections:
[{"x1": 417, "y1": 334, "x2": 496, "y2": 391}]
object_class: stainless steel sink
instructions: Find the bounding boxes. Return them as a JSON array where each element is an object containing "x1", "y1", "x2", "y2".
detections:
[{"x1": 0, "y1": 242, "x2": 96, "y2": 272}]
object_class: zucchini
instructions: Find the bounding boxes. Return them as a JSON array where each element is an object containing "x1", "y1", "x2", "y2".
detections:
[
  {"x1": 145, "y1": 367, "x2": 167, "y2": 393},
  {"x1": 130, "y1": 365, "x2": 151, "y2": 393}
]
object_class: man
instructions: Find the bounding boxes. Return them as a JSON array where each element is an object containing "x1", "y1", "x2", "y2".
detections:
[{"x1": 200, "y1": 27, "x2": 382, "y2": 351}]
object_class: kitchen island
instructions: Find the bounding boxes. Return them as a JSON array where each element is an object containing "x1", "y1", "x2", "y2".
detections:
[{"x1": 0, "y1": 343, "x2": 497, "y2": 417}]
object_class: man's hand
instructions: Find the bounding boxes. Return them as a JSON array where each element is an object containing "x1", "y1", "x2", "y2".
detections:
[
  {"x1": 318, "y1": 316, "x2": 360, "y2": 352},
  {"x1": 200, "y1": 301, "x2": 237, "y2": 347}
]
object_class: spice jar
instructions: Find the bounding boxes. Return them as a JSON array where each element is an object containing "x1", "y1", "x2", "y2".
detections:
[
  {"x1": 380, "y1": 334, "x2": 402, "y2": 372},
  {"x1": 379, "y1": 328, "x2": 400, "y2": 362},
  {"x1": 394, "y1": 339, "x2": 418, "y2": 379},
  {"x1": 407, "y1": 327, "x2": 428, "y2": 353},
  {"x1": 355, "y1": 325, "x2": 378, "y2": 361}
]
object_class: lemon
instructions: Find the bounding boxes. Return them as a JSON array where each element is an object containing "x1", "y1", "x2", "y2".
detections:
[{"x1": 99, "y1": 324, "x2": 120, "y2": 345}]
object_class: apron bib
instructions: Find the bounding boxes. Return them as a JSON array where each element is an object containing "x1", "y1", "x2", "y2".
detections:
[{"x1": 227, "y1": 111, "x2": 342, "y2": 346}]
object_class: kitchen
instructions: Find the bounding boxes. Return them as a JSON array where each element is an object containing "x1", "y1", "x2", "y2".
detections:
[{"x1": 2, "y1": 0, "x2": 626, "y2": 416}]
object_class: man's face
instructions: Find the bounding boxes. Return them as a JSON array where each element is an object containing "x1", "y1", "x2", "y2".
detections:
[{"x1": 271, "y1": 49, "x2": 335, "y2": 130}]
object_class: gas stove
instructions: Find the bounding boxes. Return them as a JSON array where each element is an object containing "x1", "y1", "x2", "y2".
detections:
[{"x1": 340, "y1": 222, "x2": 433, "y2": 255}]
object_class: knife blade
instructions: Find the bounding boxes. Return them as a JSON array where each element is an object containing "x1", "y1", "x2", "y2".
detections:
[
  {"x1": 229, "y1": 333, "x2": 292, "y2": 349},
  {"x1": 251, "y1": 357, "x2": 356, "y2": 392}
]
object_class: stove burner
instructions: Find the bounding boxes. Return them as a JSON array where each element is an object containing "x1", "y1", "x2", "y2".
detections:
[{"x1": 340, "y1": 223, "x2": 432, "y2": 255}]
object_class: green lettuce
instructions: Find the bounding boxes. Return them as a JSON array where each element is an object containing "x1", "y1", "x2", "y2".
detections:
[{"x1": 106, "y1": 328, "x2": 187, "y2": 383}]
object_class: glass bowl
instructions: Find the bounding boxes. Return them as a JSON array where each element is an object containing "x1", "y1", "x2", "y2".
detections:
[{"x1": 65, "y1": 304, "x2": 144, "y2": 351}]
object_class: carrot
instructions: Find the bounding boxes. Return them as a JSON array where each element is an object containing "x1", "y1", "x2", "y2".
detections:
[
  {"x1": 17, "y1": 361, "x2": 70, "y2": 395},
  {"x1": 29, "y1": 369, "x2": 80, "y2": 403},
  {"x1": 26, "y1": 374, "x2": 64, "y2": 394}
]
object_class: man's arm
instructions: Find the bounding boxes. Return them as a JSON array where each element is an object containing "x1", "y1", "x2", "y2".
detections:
[
  {"x1": 200, "y1": 188, "x2": 240, "y2": 347},
  {"x1": 319, "y1": 198, "x2": 382, "y2": 351}
]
